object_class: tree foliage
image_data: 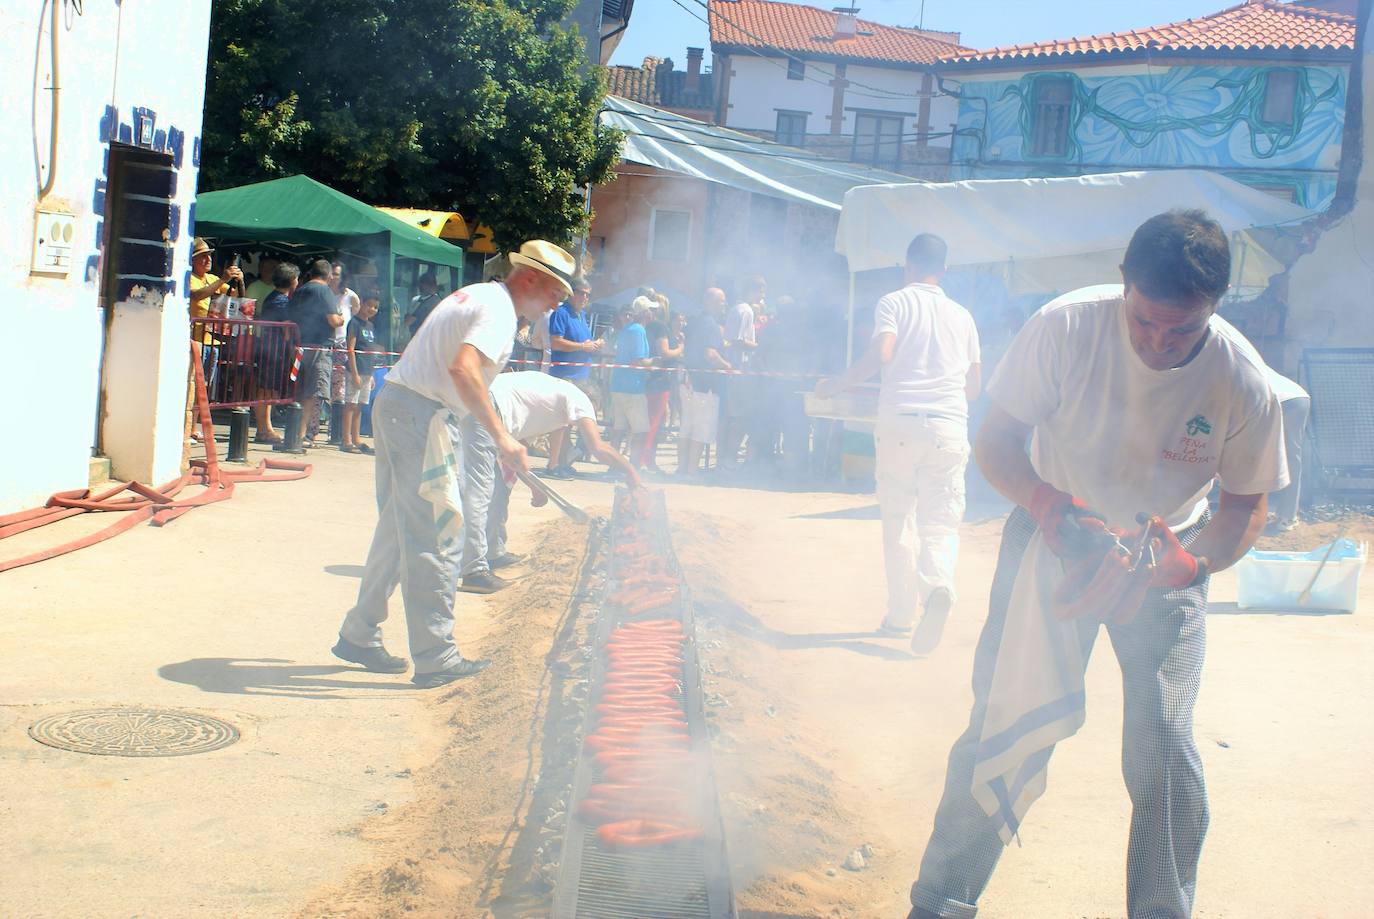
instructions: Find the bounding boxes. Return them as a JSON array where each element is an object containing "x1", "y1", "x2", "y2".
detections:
[{"x1": 201, "y1": 0, "x2": 622, "y2": 248}]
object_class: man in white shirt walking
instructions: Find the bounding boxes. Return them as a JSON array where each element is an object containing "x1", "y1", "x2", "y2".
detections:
[{"x1": 817, "y1": 234, "x2": 980, "y2": 653}]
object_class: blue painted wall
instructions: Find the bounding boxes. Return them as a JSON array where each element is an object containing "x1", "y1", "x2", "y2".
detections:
[{"x1": 948, "y1": 63, "x2": 1347, "y2": 209}]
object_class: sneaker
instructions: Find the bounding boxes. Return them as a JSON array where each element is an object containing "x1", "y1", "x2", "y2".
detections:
[
  {"x1": 411, "y1": 657, "x2": 491, "y2": 688},
  {"x1": 356, "y1": 443, "x2": 375, "y2": 455},
  {"x1": 911, "y1": 588, "x2": 954, "y2": 656},
  {"x1": 489, "y1": 552, "x2": 526, "y2": 570},
  {"x1": 458, "y1": 570, "x2": 511, "y2": 594},
  {"x1": 539, "y1": 467, "x2": 573, "y2": 481},
  {"x1": 332, "y1": 637, "x2": 408, "y2": 673},
  {"x1": 877, "y1": 618, "x2": 912, "y2": 637}
]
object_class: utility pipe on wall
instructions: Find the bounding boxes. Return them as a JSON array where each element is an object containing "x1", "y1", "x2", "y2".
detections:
[{"x1": 37, "y1": 0, "x2": 62, "y2": 201}]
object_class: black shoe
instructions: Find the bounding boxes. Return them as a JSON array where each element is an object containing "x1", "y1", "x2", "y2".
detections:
[
  {"x1": 911, "y1": 588, "x2": 954, "y2": 656},
  {"x1": 332, "y1": 637, "x2": 408, "y2": 673},
  {"x1": 458, "y1": 570, "x2": 511, "y2": 594},
  {"x1": 489, "y1": 552, "x2": 526, "y2": 570},
  {"x1": 411, "y1": 658, "x2": 491, "y2": 688},
  {"x1": 538, "y1": 467, "x2": 573, "y2": 481}
]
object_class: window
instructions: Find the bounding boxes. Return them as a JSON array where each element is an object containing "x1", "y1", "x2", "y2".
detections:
[
  {"x1": 648, "y1": 209, "x2": 691, "y2": 262},
  {"x1": 1262, "y1": 70, "x2": 1299, "y2": 127},
  {"x1": 775, "y1": 111, "x2": 807, "y2": 147},
  {"x1": 1030, "y1": 76, "x2": 1073, "y2": 158},
  {"x1": 787, "y1": 59, "x2": 805, "y2": 81},
  {"x1": 852, "y1": 112, "x2": 903, "y2": 166}
]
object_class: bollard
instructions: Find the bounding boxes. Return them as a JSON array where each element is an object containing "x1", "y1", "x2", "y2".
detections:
[
  {"x1": 328, "y1": 402, "x2": 344, "y2": 445},
  {"x1": 275, "y1": 403, "x2": 305, "y2": 454},
  {"x1": 226, "y1": 408, "x2": 250, "y2": 462}
]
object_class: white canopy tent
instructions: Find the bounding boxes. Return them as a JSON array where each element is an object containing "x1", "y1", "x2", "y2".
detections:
[
  {"x1": 832, "y1": 170, "x2": 1315, "y2": 363},
  {"x1": 835, "y1": 170, "x2": 1313, "y2": 294}
]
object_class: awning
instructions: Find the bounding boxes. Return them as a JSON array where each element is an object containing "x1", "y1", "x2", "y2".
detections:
[
  {"x1": 195, "y1": 175, "x2": 465, "y2": 268},
  {"x1": 600, "y1": 95, "x2": 916, "y2": 211},
  {"x1": 836, "y1": 170, "x2": 1313, "y2": 278},
  {"x1": 375, "y1": 207, "x2": 500, "y2": 255}
]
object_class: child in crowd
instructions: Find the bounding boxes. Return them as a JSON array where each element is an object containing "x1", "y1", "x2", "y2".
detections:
[{"x1": 342, "y1": 291, "x2": 382, "y2": 454}]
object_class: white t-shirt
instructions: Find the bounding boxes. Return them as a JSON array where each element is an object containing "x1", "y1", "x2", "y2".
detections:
[
  {"x1": 872, "y1": 283, "x2": 981, "y2": 421},
  {"x1": 1265, "y1": 366, "x2": 1308, "y2": 404},
  {"x1": 729, "y1": 302, "x2": 757, "y2": 346},
  {"x1": 332, "y1": 287, "x2": 359, "y2": 344},
  {"x1": 385, "y1": 282, "x2": 516, "y2": 417},
  {"x1": 490, "y1": 371, "x2": 595, "y2": 441},
  {"x1": 988, "y1": 289, "x2": 1288, "y2": 530}
]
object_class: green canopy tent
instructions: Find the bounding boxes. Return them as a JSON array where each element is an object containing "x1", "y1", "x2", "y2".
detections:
[{"x1": 193, "y1": 175, "x2": 467, "y2": 349}]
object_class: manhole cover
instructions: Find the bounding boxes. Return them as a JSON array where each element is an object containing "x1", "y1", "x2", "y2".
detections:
[{"x1": 28, "y1": 708, "x2": 239, "y2": 757}]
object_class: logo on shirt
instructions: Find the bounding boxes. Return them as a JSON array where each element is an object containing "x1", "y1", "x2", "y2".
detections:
[{"x1": 1163, "y1": 415, "x2": 1216, "y2": 466}]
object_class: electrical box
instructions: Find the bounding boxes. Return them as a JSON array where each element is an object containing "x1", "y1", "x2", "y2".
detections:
[{"x1": 32, "y1": 208, "x2": 76, "y2": 277}]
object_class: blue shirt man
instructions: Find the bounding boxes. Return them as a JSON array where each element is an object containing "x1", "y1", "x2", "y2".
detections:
[
  {"x1": 611, "y1": 318, "x2": 650, "y2": 394},
  {"x1": 548, "y1": 279, "x2": 599, "y2": 379}
]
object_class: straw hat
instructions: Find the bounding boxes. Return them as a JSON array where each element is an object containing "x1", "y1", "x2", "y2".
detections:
[
  {"x1": 508, "y1": 240, "x2": 576, "y2": 297},
  {"x1": 192, "y1": 237, "x2": 214, "y2": 257}
]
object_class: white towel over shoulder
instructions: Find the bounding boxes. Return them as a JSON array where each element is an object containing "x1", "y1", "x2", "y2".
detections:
[
  {"x1": 419, "y1": 409, "x2": 464, "y2": 550},
  {"x1": 971, "y1": 532, "x2": 1089, "y2": 844}
]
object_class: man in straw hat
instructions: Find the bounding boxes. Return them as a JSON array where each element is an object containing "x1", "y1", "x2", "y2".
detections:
[{"x1": 334, "y1": 241, "x2": 576, "y2": 688}]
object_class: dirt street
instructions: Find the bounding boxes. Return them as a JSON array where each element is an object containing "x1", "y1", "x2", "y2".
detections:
[{"x1": 1, "y1": 441, "x2": 1371, "y2": 918}]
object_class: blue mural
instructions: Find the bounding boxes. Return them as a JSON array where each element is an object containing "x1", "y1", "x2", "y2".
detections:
[{"x1": 949, "y1": 63, "x2": 1346, "y2": 209}]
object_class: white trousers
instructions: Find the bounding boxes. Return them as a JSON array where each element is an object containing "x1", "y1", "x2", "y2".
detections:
[{"x1": 874, "y1": 413, "x2": 970, "y2": 627}]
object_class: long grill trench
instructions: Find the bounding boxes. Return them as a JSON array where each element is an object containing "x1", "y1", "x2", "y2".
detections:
[{"x1": 552, "y1": 488, "x2": 736, "y2": 919}]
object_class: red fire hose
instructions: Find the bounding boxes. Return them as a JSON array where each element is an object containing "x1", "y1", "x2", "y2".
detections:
[{"x1": 0, "y1": 342, "x2": 311, "y2": 573}]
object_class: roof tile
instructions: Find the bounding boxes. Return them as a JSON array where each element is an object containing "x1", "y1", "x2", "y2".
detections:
[
  {"x1": 943, "y1": 1, "x2": 1356, "y2": 65},
  {"x1": 708, "y1": 0, "x2": 969, "y2": 67}
]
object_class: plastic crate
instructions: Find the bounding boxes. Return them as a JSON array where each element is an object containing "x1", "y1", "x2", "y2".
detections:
[{"x1": 1234, "y1": 539, "x2": 1366, "y2": 612}]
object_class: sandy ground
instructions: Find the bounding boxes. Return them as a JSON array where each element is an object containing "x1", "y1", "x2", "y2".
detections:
[{"x1": 2, "y1": 439, "x2": 1371, "y2": 918}]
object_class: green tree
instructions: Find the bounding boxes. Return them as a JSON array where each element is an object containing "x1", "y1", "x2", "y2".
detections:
[{"x1": 201, "y1": 0, "x2": 622, "y2": 248}]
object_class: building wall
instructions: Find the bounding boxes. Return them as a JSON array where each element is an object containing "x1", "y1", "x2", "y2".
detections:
[
  {"x1": 0, "y1": 2, "x2": 211, "y2": 514},
  {"x1": 719, "y1": 54, "x2": 953, "y2": 177},
  {"x1": 589, "y1": 166, "x2": 711, "y2": 300},
  {"x1": 1287, "y1": 6, "x2": 1374, "y2": 375},
  {"x1": 946, "y1": 61, "x2": 1348, "y2": 208}
]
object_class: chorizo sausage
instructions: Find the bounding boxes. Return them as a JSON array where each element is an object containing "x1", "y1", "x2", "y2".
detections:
[{"x1": 596, "y1": 819, "x2": 702, "y2": 848}]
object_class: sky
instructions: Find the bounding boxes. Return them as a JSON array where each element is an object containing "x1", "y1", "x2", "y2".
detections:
[{"x1": 608, "y1": 0, "x2": 1232, "y2": 68}]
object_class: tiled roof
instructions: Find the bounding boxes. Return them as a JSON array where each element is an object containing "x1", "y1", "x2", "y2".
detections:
[
  {"x1": 708, "y1": 0, "x2": 969, "y2": 67},
  {"x1": 942, "y1": 1, "x2": 1356, "y2": 66},
  {"x1": 606, "y1": 58, "x2": 716, "y2": 112}
]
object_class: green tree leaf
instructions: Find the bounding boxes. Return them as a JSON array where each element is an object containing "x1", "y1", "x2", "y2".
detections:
[{"x1": 202, "y1": 0, "x2": 622, "y2": 248}]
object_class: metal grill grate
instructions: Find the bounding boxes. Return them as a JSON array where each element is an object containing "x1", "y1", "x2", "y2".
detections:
[
  {"x1": 552, "y1": 489, "x2": 736, "y2": 919},
  {"x1": 1303, "y1": 348, "x2": 1374, "y2": 483},
  {"x1": 572, "y1": 829, "x2": 713, "y2": 918}
]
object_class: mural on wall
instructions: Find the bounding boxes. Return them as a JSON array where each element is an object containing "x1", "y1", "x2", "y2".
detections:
[{"x1": 950, "y1": 64, "x2": 1346, "y2": 208}]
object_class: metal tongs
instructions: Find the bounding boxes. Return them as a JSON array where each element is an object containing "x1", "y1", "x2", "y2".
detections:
[
  {"x1": 515, "y1": 467, "x2": 591, "y2": 525},
  {"x1": 1126, "y1": 513, "x2": 1159, "y2": 574}
]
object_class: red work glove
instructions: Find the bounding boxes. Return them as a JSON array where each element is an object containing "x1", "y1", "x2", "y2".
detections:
[
  {"x1": 1140, "y1": 515, "x2": 1207, "y2": 589},
  {"x1": 1028, "y1": 484, "x2": 1111, "y2": 558}
]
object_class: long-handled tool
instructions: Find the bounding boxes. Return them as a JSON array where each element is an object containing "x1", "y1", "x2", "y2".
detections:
[
  {"x1": 1297, "y1": 524, "x2": 1348, "y2": 606},
  {"x1": 516, "y1": 468, "x2": 591, "y2": 525}
]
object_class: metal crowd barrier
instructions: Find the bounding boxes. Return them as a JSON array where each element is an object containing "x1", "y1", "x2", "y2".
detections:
[{"x1": 190, "y1": 317, "x2": 303, "y2": 459}]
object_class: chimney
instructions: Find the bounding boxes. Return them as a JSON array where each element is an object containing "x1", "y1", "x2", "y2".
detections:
[
  {"x1": 833, "y1": 6, "x2": 858, "y2": 40},
  {"x1": 686, "y1": 47, "x2": 704, "y2": 94}
]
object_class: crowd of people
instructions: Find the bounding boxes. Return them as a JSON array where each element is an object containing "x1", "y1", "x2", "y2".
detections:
[
  {"x1": 509, "y1": 273, "x2": 851, "y2": 484},
  {"x1": 187, "y1": 240, "x2": 387, "y2": 453}
]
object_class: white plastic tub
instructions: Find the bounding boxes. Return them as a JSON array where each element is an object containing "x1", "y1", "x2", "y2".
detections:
[{"x1": 1234, "y1": 539, "x2": 1366, "y2": 612}]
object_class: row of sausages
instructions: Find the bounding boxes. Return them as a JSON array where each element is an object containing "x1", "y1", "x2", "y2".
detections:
[{"x1": 578, "y1": 507, "x2": 703, "y2": 849}]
